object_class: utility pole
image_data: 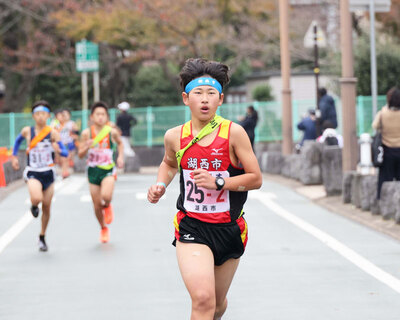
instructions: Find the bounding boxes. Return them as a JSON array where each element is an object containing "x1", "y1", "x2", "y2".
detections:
[
  {"x1": 340, "y1": 0, "x2": 358, "y2": 171},
  {"x1": 369, "y1": 0, "x2": 378, "y2": 116},
  {"x1": 279, "y1": 0, "x2": 293, "y2": 155},
  {"x1": 313, "y1": 23, "x2": 321, "y2": 136}
]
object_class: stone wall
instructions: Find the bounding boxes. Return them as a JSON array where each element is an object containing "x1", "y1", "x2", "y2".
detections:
[{"x1": 2, "y1": 151, "x2": 26, "y2": 185}]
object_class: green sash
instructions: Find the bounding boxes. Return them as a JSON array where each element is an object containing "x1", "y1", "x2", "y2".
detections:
[{"x1": 176, "y1": 115, "x2": 224, "y2": 169}]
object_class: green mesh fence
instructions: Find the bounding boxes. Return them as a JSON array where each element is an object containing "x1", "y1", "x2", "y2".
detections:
[
  {"x1": 356, "y1": 95, "x2": 387, "y2": 135},
  {"x1": 0, "y1": 97, "x2": 385, "y2": 149}
]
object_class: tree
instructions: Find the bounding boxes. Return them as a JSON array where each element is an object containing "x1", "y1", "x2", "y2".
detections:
[
  {"x1": 376, "y1": 0, "x2": 400, "y2": 38},
  {"x1": 354, "y1": 35, "x2": 400, "y2": 96},
  {"x1": 0, "y1": 0, "x2": 76, "y2": 112},
  {"x1": 133, "y1": 64, "x2": 180, "y2": 107},
  {"x1": 252, "y1": 84, "x2": 274, "y2": 102},
  {"x1": 52, "y1": 0, "x2": 280, "y2": 98}
]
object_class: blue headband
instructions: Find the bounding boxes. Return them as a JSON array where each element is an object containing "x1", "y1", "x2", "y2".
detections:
[
  {"x1": 33, "y1": 106, "x2": 50, "y2": 114},
  {"x1": 185, "y1": 77, "x2": 222, "y2": 94}
]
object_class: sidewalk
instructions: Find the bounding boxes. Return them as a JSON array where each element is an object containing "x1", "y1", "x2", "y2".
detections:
[{"x1": 263, "y1": 173, "x2": 400, "y2": 242}]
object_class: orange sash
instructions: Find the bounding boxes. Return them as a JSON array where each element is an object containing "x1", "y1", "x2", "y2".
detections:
[{"x1": 26, "y1": 126, "x2": 52, "y2": 154}]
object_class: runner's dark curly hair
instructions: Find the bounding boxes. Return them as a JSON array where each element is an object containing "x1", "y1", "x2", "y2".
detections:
[
  {"x1": 179, "y1": 58, "x2": 230, "y2": 93},
  {"x1": 32, "y1": 100, "x2": 51, "y2": 113}
]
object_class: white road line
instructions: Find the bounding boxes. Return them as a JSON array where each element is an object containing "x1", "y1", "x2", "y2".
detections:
[
  {"x1": 0, "y1": 212, "x2": 33, "y2": 254},
  {"x1": 0, "y1": 179, "x2": 66, "y2": 256},
  {"x1": 58, "y1": 177, "x2": 86, "y2": 195},
  {"x1": 136, "y1": 192, "x2": 166, "y2": 200},
  {"x1": 251, "y1": 190, "x2": 400, "y2": 295},
  {"x1": 80, "y1": 194, "x2": 92, "y2": 202}
]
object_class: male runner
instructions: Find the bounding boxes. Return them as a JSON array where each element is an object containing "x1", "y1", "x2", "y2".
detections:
[
  {"x1": 11, "y1": 101, "x2": 69, "y2": 251},
  {"x1": 78, "y1": 101, "x2": 124, "y2": 243},
  {"x1": 148, "y1": 58, "x2": 262, "y2": 319}
]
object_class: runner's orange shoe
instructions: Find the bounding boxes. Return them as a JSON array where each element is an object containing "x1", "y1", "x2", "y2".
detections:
[
  {"x1": 103, "y1": 204, "x2": 114, "y2": 225},
  {"x1": 100, "y1": 227, "x2": 109, "y2": 243}
]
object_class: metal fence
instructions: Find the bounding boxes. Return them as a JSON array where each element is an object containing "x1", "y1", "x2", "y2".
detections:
[{"x1": 0, "y1": 96, "x2": 386, "y2": 149}]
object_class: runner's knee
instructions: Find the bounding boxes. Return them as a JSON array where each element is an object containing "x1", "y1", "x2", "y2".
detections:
[
  {"x1": 191, "y1": 289, "x2": 216, "y2": 314},
  {"x1": 101, "y1": 193, "x2": 112, "y2": 204},
  {"x1": 31, "y1": 195, "x2": 42, "y2": 206},
  {"x1": 214, "y1": 298, "x2": 227, "y2": 318}
]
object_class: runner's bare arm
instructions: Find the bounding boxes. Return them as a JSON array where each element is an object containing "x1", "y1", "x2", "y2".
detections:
[
  {"x1": 51, "y1": 129, "x2": 61, "y2": 142},
  {"x1": 51, "y1": 130, "x2": 69, "y2": 157},
  {"x1": 148, "y1": 127, "x2": 180, "y2": 204},
  {"x1": 78, "y1": 129, "x2": 91, "y2": 158},
  {"x1": 51, "y1": 129, "x2": 61, "y2": 153},
  {"x1": 193, "y1": 123, "x2": 262, "y2": 191},
  {"x1": 112, "y1": 128, "x2": 124, "y2": 168}
]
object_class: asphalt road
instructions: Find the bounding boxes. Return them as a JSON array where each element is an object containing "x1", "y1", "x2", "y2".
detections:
[{"x1": 0, "y1": 173, "x2": 399, "y2": 320}]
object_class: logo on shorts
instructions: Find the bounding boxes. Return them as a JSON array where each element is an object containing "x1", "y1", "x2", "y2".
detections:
[
  {"x1": 183, "y1": 234, "x2": 195, "y2": 241},
  {"x1": 211, "y1": 148, "x2": 223, "y2": 156}
]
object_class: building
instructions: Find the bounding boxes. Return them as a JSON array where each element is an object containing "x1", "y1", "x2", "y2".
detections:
[{"x1": 246, "y1": 70, "x2": 335, "y2": 105}]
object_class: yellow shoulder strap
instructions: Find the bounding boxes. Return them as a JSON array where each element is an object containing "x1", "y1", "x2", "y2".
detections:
[
  {"x1": 181, "y1": 121, "x2": 191, "y2": 139},
  {"x1": 218, "y1": 120, "x2": 231, "y2": 139}
]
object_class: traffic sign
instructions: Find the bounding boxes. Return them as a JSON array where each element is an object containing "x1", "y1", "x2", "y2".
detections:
[
  {"x1": 75, "y1": 40, "x2": 99, "y2": 72},
  {"x1": 350, "y1": 0, "x2": 391, "y2": 12},
  {"x1": 304, "y1": 21, "x2": 327, "y2": 49}
]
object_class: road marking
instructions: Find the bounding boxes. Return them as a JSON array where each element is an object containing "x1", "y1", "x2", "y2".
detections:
[
  {"x1": 58, "y1": 176, "x2": 86, "y2": 195},
  {"x1": 0, "y1": 179, "x2": 66, "y2": 256},
  {"x1": 136, "y1": 192, "x2": 166, "y2": 200},
  {"x1": 251, "y1": 190, "x2": 400, "y2": 295},
  {"x1": 0, "y1": 212, "x2": 33, "y2": 254},
  {"x1": 80, "y1": 194, "x2": 91, "y2": 202}
]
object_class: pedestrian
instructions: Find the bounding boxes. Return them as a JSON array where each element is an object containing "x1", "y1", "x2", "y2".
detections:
[
  {"x1": 372, "y1": 87, "x2": 400, "y2": 199},
  {"x1": 78, "y1": 101, "x2": 124, "y2": 243},
  {"x1": 317, "y1": 120, "x2": 343, "y2": 148},
  {"x1": 10, "y1": 101, "x2": 69, "y2": 252},
  {"x1": 147, "y1": 58, "x2": 262, "y2": 319},
  {"x1": 239, "y1": 105, "x2": 258, "y2": 149},
  {"x1": 116, "y1": 101, "x2": 137, "y2": 158},
  {"x1": 318, "y1": 87, "x2": 338, "y2": 129},
  {"x1": 297, "y1": 108, "x2": 317, "y2": 147}
]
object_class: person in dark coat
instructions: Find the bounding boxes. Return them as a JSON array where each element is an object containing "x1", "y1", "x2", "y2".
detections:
[
  {"x1": 297, "y1": 108, "x2": 317, "y2": 146},
  {"x1": 239, "y1": 105, "x2": 258, "y2": 149},
  {"x1": 116, "y1": 101, "x2": 137, "y2": 157},
  {"x1": 318, "y1": 88, "x2": 338, "y2": 129}
]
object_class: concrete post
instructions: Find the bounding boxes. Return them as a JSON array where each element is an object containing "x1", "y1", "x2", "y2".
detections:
[
  {"x1": 340, "y1": 0, "x2": 358, "y2": 171},
  {"x1": 279, "y1": 0, "x2": 293, "y2": 155}
]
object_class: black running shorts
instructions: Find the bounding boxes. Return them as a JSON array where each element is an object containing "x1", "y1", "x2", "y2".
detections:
[
  {"x1": 24, "y1": 169, "x2": 55, "y2": 191},
  {"x1": 173, "y1": 212, "x2": 248, "y2": 266}
]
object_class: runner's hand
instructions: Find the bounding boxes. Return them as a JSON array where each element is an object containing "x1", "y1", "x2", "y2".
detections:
[
  {"x1": 84, "y1": 139, "x2": 93, "y2": 150},
  {"x1": 193, "y1": 168, "x2": 216, "y2": 190},
  {"x1": 147, "y1": 184, "x2": 166, "y2": 204},
  {"x1": 117, "y1": 155, "x2": 124, "y2": 169},
  {"x1": 11, "y1": 156, "x2": 19, "y2": 171}
]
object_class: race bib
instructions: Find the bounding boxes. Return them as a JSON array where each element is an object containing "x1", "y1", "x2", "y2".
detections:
[
  {"x1": 29, "y1": 141, "x2": 53, "y2": 168},
  {"x1": 182, "y1": 169, "x2": 230, "y2": 214},
  {"x1": 60, "y1": 128, "x2": 73, "y2": 145},
  {"x1": 87, "y1": 148, "x2": 113, "y2": 167}
]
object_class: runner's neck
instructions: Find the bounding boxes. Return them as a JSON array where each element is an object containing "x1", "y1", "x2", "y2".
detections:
[
  {"x1": 35, "y1": 124, "x2": 47, "y2": 132},
  {"x1": 191, "y1": 115, "x2": 216, "y2": 135},
  {"x1": 92, "y1": 123, "x2": 107, "y2": 133}
]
